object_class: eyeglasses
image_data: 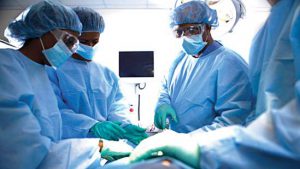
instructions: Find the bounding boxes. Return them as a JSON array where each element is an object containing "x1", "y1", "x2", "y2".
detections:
[
  {"x1": 51, "y1": 29, "x2": 79, "y2": 53},
  {"x1": 173, "y1": 24, "x2": 205, "y2": 38}
]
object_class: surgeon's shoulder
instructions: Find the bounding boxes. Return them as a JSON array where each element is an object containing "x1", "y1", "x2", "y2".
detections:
[
  {"x1": 0, "y1": 48, "x2": 17, "y2": 61},
  {"x1": 173, "y1": 51, "x2": 186, "y2": 62},
  {"x1": 219, "y1": 47, "x2": 248, "y2": 68},
  {"x1": 0, "y1": 49, "x2": 30, "y2": 99},
  {"x1": 0, "y1": 48, "x2": 23, "y2": 68},
  {"x1": 95, "y1": 62, "x2": 119, "y2": 82}
]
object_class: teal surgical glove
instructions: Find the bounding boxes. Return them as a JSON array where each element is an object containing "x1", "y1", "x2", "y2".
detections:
[
  {"x1": 123, "y1": 124, "x2": 148, "y2": 145},
  {"x1": 101, "y1": 148, "x2": 131, "y2": 162},
  {"x1": 91, "y1": 121, "x2": 126, "y2": 141},
  {"x1": 154, "y1": 104, "x2": 178, "y2": 130},
  {"x1": 129, "y1": 130, "x2": 200, "y2": 169},
  {"x1": 100, "y1": 139, "x2": 133, "y2": 162}
]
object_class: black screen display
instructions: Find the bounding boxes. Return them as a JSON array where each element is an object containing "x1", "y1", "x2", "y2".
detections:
[{"x1": 119, "y1": 51, "x2": 154, "y2": 77}]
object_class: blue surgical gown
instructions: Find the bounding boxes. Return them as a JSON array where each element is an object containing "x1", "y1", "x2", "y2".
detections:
[
  {"x1": 247, "y1": 0, "x2": 297, "y2": 122},
  {"x1": 157, "y1": 42, "x2": 253, "y2": 133},
  {"x1": 46, "y1": 57, "x2": 131, "y2": 138},
  {"x1": 0, "y1": 49, "x2": 100, "y2": 169},
  {"x1": 197, "y1": 1, "x2": 300, "y2": 168}
]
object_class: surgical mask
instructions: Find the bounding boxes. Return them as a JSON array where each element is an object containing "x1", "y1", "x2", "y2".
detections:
[
  {"x1": 76, "y1": 43, "x2": 95, "y2": 60},
  {"x1": 182, "y1": 34, "x2": 207, "y2": 56},
  {"x1": 40, "y1": 38, "x2": 73, "y2": 68}
]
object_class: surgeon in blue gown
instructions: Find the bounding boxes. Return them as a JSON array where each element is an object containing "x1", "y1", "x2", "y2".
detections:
[
  {"x1": 127, "y1": 0, "x2": 300, "y2": 168},
  {"x1": 46, "y1": 7, "x2": 147, "y2": 145},
  {"x1": 247, "y1": 0, "x2": 298, "y2": 122},
  {"x1": 0, "y1": 1, "x2": 102, "y2": 169},
  {"x1": 154, "y1": 1, "x2": 253, "y2": 133}
]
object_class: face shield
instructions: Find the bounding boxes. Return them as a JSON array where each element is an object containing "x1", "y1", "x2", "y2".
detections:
[
  {"x1": 173, "y1": 24, "x2": 205, "y2": 38},
  {"x1": 50, "y1": 29, "x2": 79, "y2": 53},
  {"x1": 40, "y1": 29, "x2": 80, "y2": 68}
]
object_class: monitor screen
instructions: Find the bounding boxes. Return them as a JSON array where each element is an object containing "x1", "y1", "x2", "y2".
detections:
[{"x1": 119, "y1": 51, "x2": 154, "y2": 78}]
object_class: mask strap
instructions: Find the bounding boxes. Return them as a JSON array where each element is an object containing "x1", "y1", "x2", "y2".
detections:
[{"x1": 39, "y1": 38, "x2": 46, "y2": 50}]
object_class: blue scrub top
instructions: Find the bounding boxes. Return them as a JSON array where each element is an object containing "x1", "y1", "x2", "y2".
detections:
[
  {"x1": 47, "y1": 57, "x2": 131, "y2": 138},
  {"x1": 157, "y1": 41, "x2": 253, "y2": 133},
  {"x1": 198, "y1": 1, "x2": 300, "y2": 168},
  {"x1": 0, "y1": 49, "x2": 100, "y2": 169}
]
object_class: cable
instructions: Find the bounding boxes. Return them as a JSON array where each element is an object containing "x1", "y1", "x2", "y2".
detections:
[
  {"x1": 138, "y1": 94, "x2": 141, "y2": 121},
  {"x1": 135, "y1": 82, "x2": 146, "y2": 122},
  {"x1": 0, "y1": 39, "x2": 16, "y2": 48},
  {"x1": 136, "y1": 82, "x2": 146, "y2": 90},
  {"x1": 174, "y1": 0, "x2": 179, "y2": 8}
]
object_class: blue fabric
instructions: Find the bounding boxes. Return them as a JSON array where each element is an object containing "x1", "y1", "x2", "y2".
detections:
[
  {"x1": 156, "y1": 45, "x2": 253, "y2": 133},
  {"x1": 76, "y1": 43, "x2": 95, "y2": 60},
  {"x1": 0, "y1": 49, "x2": 100, "y2": 169},
  {"x1": 46, "y1": 58, "x2": 131, "y2": 139},
  {"x1": 4, "y1": 0, "x2": 82, "y2": 47},
  {"x1": 73, "y1": 7, "x2": 105, "y2": 33},
  {"x1": 103, "y1": 157, "x2": 194, "y2": 169},
  {"x1": 181, "y1": 34, "x2": 207, "y2": 55},
  {"x1": 170, "y1": 0, "x2": 218, "y2": 28},
  {"x1": 41, "y1": 39, "x2": 73, "y2": 68},
  {"x1": 199, "y1": 1, "x2": 300, "y2": 168},
  {"x1": 247, "y1": 0, "x2": 297, "y2": 122},
  {"x1": 201, "y1": 40, "x2": 222, "y2": 56}
]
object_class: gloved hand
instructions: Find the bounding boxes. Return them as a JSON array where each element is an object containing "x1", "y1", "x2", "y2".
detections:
[
  {"x1": 90, "y1": 121, "x2": 126, "y2": 141},
  {"x1": 101, "y1": 148, "x2": 131, "y2": 162},
  {"x1": 100, "y1": 139, "x2": 133, "y2": 162},
  {"x1": 154, "y1": 104, "x2": 178, "y2": 130},
  {"x1": 129, "y1": 130, "x2": 200, "y2": 169},
  {"x1": 123, "y1": 124, "x2": 148, "y2": 145}
]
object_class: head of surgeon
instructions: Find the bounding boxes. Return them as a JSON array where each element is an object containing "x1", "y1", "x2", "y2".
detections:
[
  {"x1": 72, "y1": 7, "x2": 105, "y2": 62},
  {"x1": 170, "y1": 0, "x2": 218, "y2": 57},
  {"x1": 4, "y1": 0, "x2": 82, "y2": 68}
]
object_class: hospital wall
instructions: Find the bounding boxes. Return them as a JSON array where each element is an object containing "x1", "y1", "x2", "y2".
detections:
[
  {"x1": 91, "y1": 8, "x2": 270, "y2": 127},
  {"x1": 94, "y1": 9, "x2": 181, "y2": 127},
  {"x1": 0, "y1": 7, "x2": 269, "y2": 127}
]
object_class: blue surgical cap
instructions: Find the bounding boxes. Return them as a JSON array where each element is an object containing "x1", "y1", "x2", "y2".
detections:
[
  {"x1": 73, "y1": 7, "x2": 105, "y2": 33},
  {"x1": 170, "y1": 0, "x2": 218, "y2": 28},
  {"x1": 4, "y1": 0, "x2": 82, "y2": 46}
]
